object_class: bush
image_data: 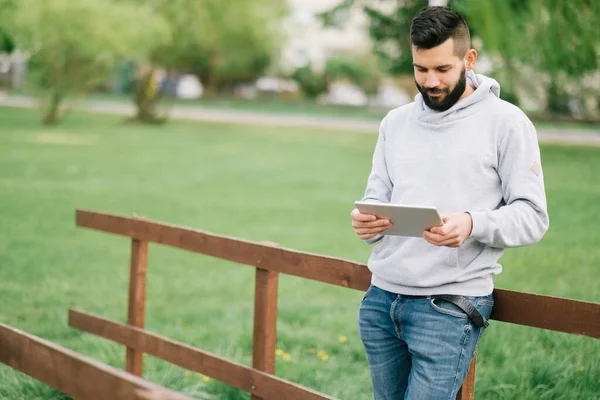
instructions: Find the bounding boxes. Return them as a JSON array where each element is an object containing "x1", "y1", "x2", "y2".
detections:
[
  {"x1": 325, "y1": 55, "x2": 381, "y2": 95},
  {"x1": 291, "y1": 65, "x2": 328, "y2": 99}
]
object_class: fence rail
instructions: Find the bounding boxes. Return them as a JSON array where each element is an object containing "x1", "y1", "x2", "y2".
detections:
[
  {"x1": 0, "y1": 323, "x2": 194, "y2": 400},
  {"x1": 68, "y1": 309, "x2": 335, "y2": 400},
  {"x1": 75, "y1": 209, "x2": 600, "y2": 338}
]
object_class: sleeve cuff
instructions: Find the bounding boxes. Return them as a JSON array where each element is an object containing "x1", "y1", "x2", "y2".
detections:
[
  {"x1": 364, "y1": 234, "x2": 383, "y2": 245},
  {"x1": 467, "y1": 211, "x2": 487, "y2": 241}
]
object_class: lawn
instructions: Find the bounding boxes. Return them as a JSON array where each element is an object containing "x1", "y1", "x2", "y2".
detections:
[{"x1": 0, "y1": 106, "x2": 598, "y2": 400}]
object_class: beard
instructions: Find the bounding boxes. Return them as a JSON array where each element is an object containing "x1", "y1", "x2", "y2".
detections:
[{"x1": 416, "y1": 67, "x2": 467, "y2": 112}]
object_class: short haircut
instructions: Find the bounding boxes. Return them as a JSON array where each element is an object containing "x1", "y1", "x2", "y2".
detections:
[{"x1": 410, "y1": 6, "x2": 471, "y2": 57}]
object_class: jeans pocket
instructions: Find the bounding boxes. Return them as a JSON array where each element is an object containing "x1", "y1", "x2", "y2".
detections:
[
  {"x1": 430, "y1": 298, "x2": 470, "y2": 319},
  {"x1": 430, "y1": 295, "x2": 494, "y2": 323},
  {"x1": 475, "y1": 296, "x2": 495, "y2": 321}
]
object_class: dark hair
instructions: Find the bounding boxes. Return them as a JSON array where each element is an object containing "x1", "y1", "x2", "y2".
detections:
[{"x1": 410, "y1": 7, "x2": 470, "y2": 57}]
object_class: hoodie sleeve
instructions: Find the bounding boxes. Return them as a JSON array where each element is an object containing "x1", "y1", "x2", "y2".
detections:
[
  {"x1": 468, "y1": 119, "x2": 549, "y2": 248},
  {"x1": 360, "y1": 115, "x2": 394, "y2": 244}
]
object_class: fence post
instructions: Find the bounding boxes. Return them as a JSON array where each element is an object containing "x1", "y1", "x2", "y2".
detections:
[
  {"x1": 457, "y1": 353, "x2": 477, "y2": 400},
  {"x1": 251, "y1": 268, "x2": 279, "y2": 400},
  {"x1": 126, "y1": 238, "x2": 149, "y2": 376}
]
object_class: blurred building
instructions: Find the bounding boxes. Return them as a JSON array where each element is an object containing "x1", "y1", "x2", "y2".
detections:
[{"x1": 280, "y1": 0, "x2": 371, "y2": 73}]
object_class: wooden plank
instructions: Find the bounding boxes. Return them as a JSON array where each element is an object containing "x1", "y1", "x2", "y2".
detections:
[
  {"x1": 456, "y1": 354, "x2": 476, "y2": 400},
  {"x1": 491, "y1": 289, "x2": 600, "y2": 338},
  {"x1": 126, "y1": 238, "x2": 149, "y2": 376},
  {"x1": 251, "y1": 269, "x2": 279, "y2": 400},
  {"x1": 75, "y1": 210, "x2": 600, "y2": 338},
  {"x1": 69, "y1": 309, "x2": 337, "y2": 400},
  {"x1": 76, "y1": 209, "x2": 371, "y2": 291},
  {"x1": 0, "y1": 323, "x2": 194, "y2": 400}
]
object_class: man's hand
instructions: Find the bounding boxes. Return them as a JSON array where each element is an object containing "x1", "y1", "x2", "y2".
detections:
[
  {"x1": 351, "y1": 208, "x2": 392, "y2": 240},
  {"x1": 423, "y1": 212, "x2": 473, "y2": 247}
]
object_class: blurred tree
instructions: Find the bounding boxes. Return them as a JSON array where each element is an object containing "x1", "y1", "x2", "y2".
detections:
[
  {"x1": 461, "y1": 0, "x2": 599, "y2": 116},
  {"x1": 291, "y1": 64, "x2": 329, "y2": 99},
  {"x1": 2, "y1": 0, "x2": 168, "y2": 124},
  {"x1": 0, "y1": 30, "x2": 15, "y2": 54},
  {"x1": 0, "y1": 0, "x2": 17, "y2": 53},
  {"x1": 325, "y1": 54, "x2": 383, "y2": 94},
  {"x1": 320, "y1": 0, "x2": 453, "y2": 76},
  {"x1": 132, "y1": 0, "x2": 287, "y2": 122}
]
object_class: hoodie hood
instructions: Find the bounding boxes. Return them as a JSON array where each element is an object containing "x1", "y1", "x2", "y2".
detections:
[{"x1": 415, "y1": 70, "x2": 501, "y2": 125}]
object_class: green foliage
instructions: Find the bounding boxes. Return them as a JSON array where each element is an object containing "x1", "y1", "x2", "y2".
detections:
[
  {"x1": 291, "y1": 65, "x2": 329, "y2": 99},
  {"x1": 325, "y1": 54, "x2": 382, "y2": 94},
  {"x1": 3, "y1": 0, "x2": 169, "y2": 123},
  {"x1": 151, "y1": 0, "x2": 287, "y2": 91},
  {"x1": 0, "y1": 0, "x2": 17, "y2": 53},
  {"x1": 462, "y1": 0, "x2": 600, "y2": 115}
]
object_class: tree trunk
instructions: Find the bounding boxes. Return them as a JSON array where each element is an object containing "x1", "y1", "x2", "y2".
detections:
[
  {"x1": 42, "y1": 91, "x2": 62, "y2": 125},
  {"x1": 133, "y1": 67, "x2": 161, "y2": 123}
]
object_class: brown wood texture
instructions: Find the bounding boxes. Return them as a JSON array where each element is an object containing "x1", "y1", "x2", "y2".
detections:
[
  {"x1": 491, "y1": 289, "x2": 600, "y2": 338},
  {"x1": 251, "y1": 269, "x2": 279, "y2": 400},
  {"x1": 69, "y1": 309, "x2": 337, "y2": 400},
  {"x1": 76, "y1": 209, "x2": 371, "y2": 291},
  {"x1": 75, "y1": 210, "x2": 600, "y2": 338},
  {"x1": 456, "y1": 354, "x2": 476, "y2": 400},
  {"x1": 0, "y1": 323, "x2": 194, "y2": 400},
  {"x1": 126, "y1": 238, "x2": 149, "y2": 376}
]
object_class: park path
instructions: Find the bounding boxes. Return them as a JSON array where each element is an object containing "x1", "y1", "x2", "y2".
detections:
[{"x1": 2, "y1": 95, "x2": 599, "y2": 146}]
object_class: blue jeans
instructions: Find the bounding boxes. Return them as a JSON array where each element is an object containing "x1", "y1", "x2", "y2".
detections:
[{"x1": 358, "y1": 285, "x2": 494, "y2": 400}]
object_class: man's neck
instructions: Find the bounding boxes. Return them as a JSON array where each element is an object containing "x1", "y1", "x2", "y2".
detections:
[{"x1": 459, "y1": 84, "x2": 475, "y2": 101}]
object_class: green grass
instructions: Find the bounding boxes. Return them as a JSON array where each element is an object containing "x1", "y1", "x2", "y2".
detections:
[{"x1": 0, "y1": 106, "x2": 599, "y2": 400}]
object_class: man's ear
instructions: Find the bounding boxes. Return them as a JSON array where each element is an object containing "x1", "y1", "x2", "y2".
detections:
[{"x1": 464, "y1": 49, "x2": 477, "y2": 71}]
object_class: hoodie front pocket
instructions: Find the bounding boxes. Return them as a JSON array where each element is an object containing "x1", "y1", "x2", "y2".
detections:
[
  {"x1": 448, "y1": 247, "x2": 459, "y2": 268},
  {"x1": 457, "y1": 238, "x2": 487, "y2": 268}
]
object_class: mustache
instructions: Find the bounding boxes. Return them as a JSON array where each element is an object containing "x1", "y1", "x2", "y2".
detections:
[{"x1": 426, "y1": 88, "x2": 447, "y2": 95}]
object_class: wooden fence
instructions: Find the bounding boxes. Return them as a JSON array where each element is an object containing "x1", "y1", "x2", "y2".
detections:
[
  {"x1": 2, "y1": 209, "x2": 599, "y2": 399},
  {"x1": 0, "y1": 323, "x2": 194, "y2": 400}
]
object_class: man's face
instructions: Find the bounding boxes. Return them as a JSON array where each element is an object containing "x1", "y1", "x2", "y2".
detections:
[{"x1": 412, "y1": 38, "x2": 467, "y2": 112}]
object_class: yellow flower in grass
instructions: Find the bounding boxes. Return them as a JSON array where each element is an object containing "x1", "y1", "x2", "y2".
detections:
[
  {"x1": 197, "y1": 373, "x2": 211, "y2": 382},
  {"x1": 579, "y1": 366, "x2": 585, "y2": 372},
  {"x1": 338, "y1": 335, "x2": 348, "y2": 343},
  {"x1": 275, "y1": 349, "x2": 284, "y2": 356},
  {"x1": 317, "y1": 350, "x2": 329, "y2": 361},
  {"x1": 282, "y1": 353, "x2": 292, "y2": 361}
]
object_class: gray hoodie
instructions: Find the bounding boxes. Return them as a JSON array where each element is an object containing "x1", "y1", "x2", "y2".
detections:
[{"x1": 362, "y1": 71, "x2": 549, "y2": 296}]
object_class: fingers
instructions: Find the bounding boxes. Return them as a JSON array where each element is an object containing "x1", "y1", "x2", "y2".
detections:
[
  {"x1": 351, "y1": 208, "x2": 391, "y2": 239},
  {"x1": 352, "y1": 217, "x2": 391, "y2": 229},
  {"x1": 423, "y1": 230, "x2": 463, "y2": 247},
  {"x1": 350, "y1": 208, "x2": 376, "y2": 222},
  {"x1": 429, "y1": 221, "x2": 455, "y2": 235},
  {"x1": 353, "y1": 220, "x2": 391, "y2": 239}
]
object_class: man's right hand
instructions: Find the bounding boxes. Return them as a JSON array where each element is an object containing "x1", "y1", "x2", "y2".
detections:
[{"x1": 351, "y1": 208, "x2": 392, "y2": 240}]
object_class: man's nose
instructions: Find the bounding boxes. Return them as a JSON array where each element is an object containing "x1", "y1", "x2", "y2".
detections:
[{"x1": 424, "y1": 72, "x2": 440, "y2": 88}]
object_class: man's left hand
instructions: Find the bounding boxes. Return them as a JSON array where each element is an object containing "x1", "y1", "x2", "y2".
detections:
[{"x1": 423, "y1": 212, "x2": 473, "y2": 247}]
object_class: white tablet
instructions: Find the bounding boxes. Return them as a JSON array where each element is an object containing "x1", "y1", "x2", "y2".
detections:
[{"x1": 354, "y1": 201, "x2": 443, "y2": 237}]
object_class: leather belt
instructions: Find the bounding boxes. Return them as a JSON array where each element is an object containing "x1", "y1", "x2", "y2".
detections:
[{"x1": 433, "y1": 295, "x2": 489, "y2": 328}]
